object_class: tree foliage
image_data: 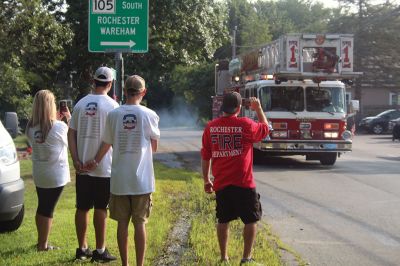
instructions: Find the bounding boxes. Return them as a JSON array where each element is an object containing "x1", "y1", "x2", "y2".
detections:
[
  {"x1": 63, "y1": 0, "x2": 114, "y2": 99},
  {"x1": 170, "y1": 63, "x2": 215, "y2": 120},
  {"x1": 127, "y1": 0, "x2": 227, "y2": 108},
  {"x1": 0, "y1": 0, "x2": 73, "y2": 119},
  {"x1": 254, "y1": 0, "x2": 332, "y2": 39},
  {"x1": 2, "y1": 0, "x2": 399, "y2": 122},
  {"x1": 327, "y1": 0, "x2": 400, "y2": 102},
  {"x1": 226, "y1": 0, "x2": 272, "y2": 54},
  {"x1": 63, "y1": 0, "x2": 228, "y2": 108}
]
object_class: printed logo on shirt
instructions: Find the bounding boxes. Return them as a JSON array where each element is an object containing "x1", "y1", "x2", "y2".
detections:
[
  {"x1": 85, "y1": 102, "x2": 98, "y2": 116},
  {"x1": 123, "y1": 114, "x2": 137, "y2": 130},
  {"x1": 210, "y1": 126, "x2": 243, "y2": 158},
  {"x1": 34, "y1": 130, "x2": 44, "y2": 143}
]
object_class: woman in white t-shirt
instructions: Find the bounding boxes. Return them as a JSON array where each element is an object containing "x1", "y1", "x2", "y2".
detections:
[{"x1": 26, "y1": 90, "x2": 71, "y2": 251}]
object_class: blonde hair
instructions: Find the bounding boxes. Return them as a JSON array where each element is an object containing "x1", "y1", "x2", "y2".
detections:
[{"x1": 26, "y1": 90, "x2": 57, "y2": 140}]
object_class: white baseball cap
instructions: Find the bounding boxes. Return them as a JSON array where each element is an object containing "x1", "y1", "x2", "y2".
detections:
[{"x1": 94, "y1": 66, "x2": 114, "y2": 82}]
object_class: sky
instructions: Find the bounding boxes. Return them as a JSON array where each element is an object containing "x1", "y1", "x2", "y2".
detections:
[{"x1": 313, "y1": 0, "x2": 399, "y2": 8}]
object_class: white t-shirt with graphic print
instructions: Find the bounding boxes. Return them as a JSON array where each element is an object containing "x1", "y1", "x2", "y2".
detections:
[
  {"x1": 27, "y1": 121, "x2": 70, "y2": 188},
  {"x1": 102, "y1": 104, "x2": 160, "y2": 195},
  {"x1": 69, "y1": 94, "x2": 119, "y2": 177}
]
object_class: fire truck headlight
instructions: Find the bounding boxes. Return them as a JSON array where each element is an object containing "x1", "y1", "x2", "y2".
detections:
[
  {"x1": 324, "y1": 123, "x2": 339, "y2": 130},
  {"x1": 324, "y1": 132, "x2": 339, "y2": 138},
  {"x1": 272, "y1": 131, "x2": 288, "y2": 138},
  {"x1": 272, "y1": 122, "x2": 287, "y2": 129},
  {"x1": 341, "y1": 130, "x2": 352, "y2": 140}
]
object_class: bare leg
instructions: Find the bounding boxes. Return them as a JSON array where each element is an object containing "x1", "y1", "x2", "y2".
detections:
[
  {"x1": 217, "y1": 223, "x2": 229, "y2": 260},
  {"x1": 134, "y1": 223, "x2": 146, "y2": 266},
  {"x1": 117, "y1": 220, "x2": 130, "y2": 266},
  {"x1": 75, "y1": 209, "x2": 89, "y2": 249},
  {"x1": 36, "y1": 214, "x2": 52, "y2": 250},
  {"x1": 93, "y1": 208, "x2": 107, "y2": 249},
  {"x1": 243, "y1": 222, "x2": 257, "y2": 259}
]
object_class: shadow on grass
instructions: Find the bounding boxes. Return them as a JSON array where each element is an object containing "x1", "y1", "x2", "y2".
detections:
[{"x1": 154, "y1": 161, "x2": 199, "y2": 182}]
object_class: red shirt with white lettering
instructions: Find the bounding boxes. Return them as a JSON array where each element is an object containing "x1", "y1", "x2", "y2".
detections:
[{"x1": 201, "y1": 116, "x2": 269, "y2": 191}]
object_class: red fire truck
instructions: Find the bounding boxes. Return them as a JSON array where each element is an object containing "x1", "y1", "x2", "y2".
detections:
[{"x1": 214, "y1": 33, "x2": 361, "y2": 165}]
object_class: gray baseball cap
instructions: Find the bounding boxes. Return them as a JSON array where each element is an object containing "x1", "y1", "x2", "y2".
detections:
[{"x1": 94, "y1": 66, "x2": 114, "y2": 82}]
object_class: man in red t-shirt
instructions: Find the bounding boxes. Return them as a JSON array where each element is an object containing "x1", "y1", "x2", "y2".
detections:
[{"x1": 201, "y1": 91, "x2": 269, "y2": 264}]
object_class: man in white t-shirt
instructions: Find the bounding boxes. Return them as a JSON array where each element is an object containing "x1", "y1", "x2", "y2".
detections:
[
  {"x1": 68, "y1": 66, "x2": 118, "y2": 262},
  {"x1": 87, "y1": 75, "x2": 160, "y2": 266}
]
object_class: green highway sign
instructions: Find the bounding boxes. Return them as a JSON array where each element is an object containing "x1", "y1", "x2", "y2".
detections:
[{"x1": 88, "y1": 0, "x2": 149, "y2": 53}]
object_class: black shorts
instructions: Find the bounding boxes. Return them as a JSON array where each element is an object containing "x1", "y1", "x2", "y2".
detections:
[
  {"x1": 36, "y1": 186, "x2": 64, "y2": 218},
  {"x1": 215, "y1": 185, "x2": 262, "y2": 224},
  {"x1": 76, "y1": 174, "x2": 110, "y2": 210}
]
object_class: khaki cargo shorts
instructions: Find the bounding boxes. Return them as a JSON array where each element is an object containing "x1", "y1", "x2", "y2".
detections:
[{"x1": 109, "y1": 193, "x2": 152, "y2": 224}]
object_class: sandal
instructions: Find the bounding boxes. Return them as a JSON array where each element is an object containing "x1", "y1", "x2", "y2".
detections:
[
  {"x1": 37, "y1": 244, "x2": 60, "y2": 252},
  {"x1": 219, "y1": 257, "x2": 230, "y2": 265}
]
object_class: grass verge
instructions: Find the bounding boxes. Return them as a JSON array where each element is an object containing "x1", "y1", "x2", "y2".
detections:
[{"x1": 1, "y1": 137, "x2": 285, "y2": 265}]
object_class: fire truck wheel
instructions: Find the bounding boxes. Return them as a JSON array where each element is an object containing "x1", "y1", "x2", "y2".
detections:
[
  {"x1": 320, "y1": 153, "x2": 337, "y2": 166},
  {"x1": 253, "y1": 148, "x2": 264, "y2": 164}
]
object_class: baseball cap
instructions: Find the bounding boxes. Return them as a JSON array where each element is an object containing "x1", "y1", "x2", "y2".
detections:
[
  {"x1": 94, "y1": 66, "x2": 114, "y2": 82},
  {"x1": 125, "y1": 75, "x2": 145, "y2": 95},
  {"x1": 221, "y1": 92, "x2": 242, "y2": 114}
]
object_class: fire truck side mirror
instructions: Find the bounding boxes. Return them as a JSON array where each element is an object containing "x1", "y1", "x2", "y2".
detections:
[{"x1": 349, "y1": 100, "x2": 359, "y2": 113}]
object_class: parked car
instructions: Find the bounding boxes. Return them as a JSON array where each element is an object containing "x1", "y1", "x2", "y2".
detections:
[
  {"x1": 0, "y1": 113, "x2": 24, "y2": 232},
  {"x1": 389, "y1": 117, "x2": 400, "y2": 141},
  {"x1": 388, "y1": 117, "x2": 400, "y2": 132},
  {"x1": 358, "y1": 109, "x2": 400, "y2": 134}
]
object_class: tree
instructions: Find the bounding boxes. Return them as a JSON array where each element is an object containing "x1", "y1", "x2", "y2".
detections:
[
  {"x1": 63, "y1": 0, "x2": 113, "y2": 101},
  {"x1": 170, "y1": 63, "x2": 215, "y2": 120},
  {"x1": 254, "y1": 0, "x2": 331, "y2": 39},
  {"x1": 328, "y1": 0, "x2": 400, "y2": 110},
  {"x1": 0, "y1": 0, "x2": 73, "y2": 119},
  {"x1": 225, "y1": 0, "x2": 271, "y2": 55},
  {"x1": 64, "y1": 0, "x2": 228, "y2": 108}
]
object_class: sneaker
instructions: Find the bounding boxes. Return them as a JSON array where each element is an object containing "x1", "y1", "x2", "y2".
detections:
[
  {"x1": 91, "y1": 248, "x2": 117, "y2": 262},
  {"x1": 75, "y1": 248, "x2": 93, "y2": 260}
]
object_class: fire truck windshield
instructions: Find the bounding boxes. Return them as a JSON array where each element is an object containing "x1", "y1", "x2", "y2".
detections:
[
  {"x1": 306, "y1": 87, "x2": 345, "y2": 113},
  {"x1": 259, "y1": 86, "x2": 304, "y2": 112},
  {"x1": 259, "y1": 86, "x2": 345, "y2": 113}
]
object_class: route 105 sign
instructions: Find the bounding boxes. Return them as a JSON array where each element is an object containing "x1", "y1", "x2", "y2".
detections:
[{"x1": 88, "y1": 0, "x2": 149, "y2": 53}]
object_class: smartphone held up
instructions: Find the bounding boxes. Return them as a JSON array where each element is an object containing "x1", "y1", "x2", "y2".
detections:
[
  {"x1": 59, "y1": 100, "x2": 68, "y2": 112},
  {"x1": 242, "y1": 98, "x2": 251, "y2": 107}
]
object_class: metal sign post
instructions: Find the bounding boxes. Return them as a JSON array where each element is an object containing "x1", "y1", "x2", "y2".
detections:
[{"x1": 114, "y1": 52, "x2": 124, "y2": 102}]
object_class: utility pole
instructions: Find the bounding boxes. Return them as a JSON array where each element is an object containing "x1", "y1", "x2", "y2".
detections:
[
  {"x1": 355, "y1": 0, "x2": 364, "y2": 117},
  {"x1": 232, "y1": 26, "x2": 237, "y2": 59},
  {"x1": 214, "y1": 63, "x2": 219, "y2": 95}
]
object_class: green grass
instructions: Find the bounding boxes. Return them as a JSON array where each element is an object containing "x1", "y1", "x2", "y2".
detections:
[
  {"x1": 13, "y1": 135, "x2": 29, "y2": 149},
  {"x1": 1, "y1": 137, "x2": 286, "y2": 265}
]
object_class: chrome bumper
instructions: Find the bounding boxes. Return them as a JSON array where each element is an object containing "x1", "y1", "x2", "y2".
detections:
[{"x1": 257, "y1": 140, "x2": 352, "y2": 153}]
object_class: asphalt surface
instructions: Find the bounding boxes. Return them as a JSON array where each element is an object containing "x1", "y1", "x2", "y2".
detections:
[{"x1": 155, "y1": 128, "x2": 400, "y2": 266}]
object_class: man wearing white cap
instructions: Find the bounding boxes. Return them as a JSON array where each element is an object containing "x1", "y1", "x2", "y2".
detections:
[
  {"x1": 87, "y1": 74, "x2": 160, "y2": 266},
  {"x1": 68, "y1": 66, "x2": 118, "y2": 262}
]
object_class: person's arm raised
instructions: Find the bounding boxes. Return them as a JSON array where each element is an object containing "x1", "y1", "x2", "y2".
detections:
[{"x1": 249, "y1": 97, "x2": 268, "y2": 125}]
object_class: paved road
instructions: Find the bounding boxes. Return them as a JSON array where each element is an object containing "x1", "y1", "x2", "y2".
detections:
[{"x1": 155, "y1": 128, "x2": 400, "y2": 266}]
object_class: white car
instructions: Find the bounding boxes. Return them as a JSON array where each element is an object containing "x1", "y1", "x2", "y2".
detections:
[{"x1": 0, "y1": 113, "x2": 24, "y2": 232}]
